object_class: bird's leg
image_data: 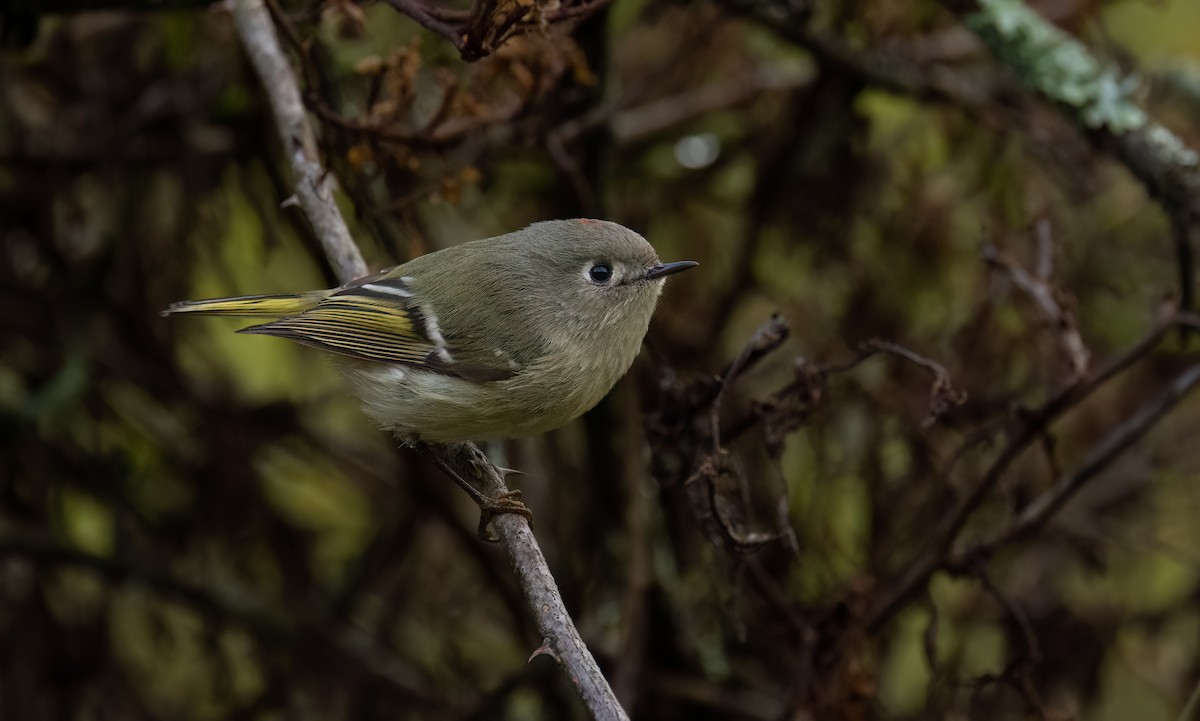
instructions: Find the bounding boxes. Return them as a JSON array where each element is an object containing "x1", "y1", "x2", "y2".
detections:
[{"x1": 417, "y1": 444, "x2": 533, "y2": 542}]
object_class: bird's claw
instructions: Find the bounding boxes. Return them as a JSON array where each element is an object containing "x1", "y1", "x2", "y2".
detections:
[{"x1": 476, "y1": 489, "x2": 534, "y2": 542}]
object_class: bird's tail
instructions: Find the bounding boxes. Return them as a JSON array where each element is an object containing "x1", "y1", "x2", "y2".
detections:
[{"x1": 162, "y1": 291, "x2": 328, "y2": 318}]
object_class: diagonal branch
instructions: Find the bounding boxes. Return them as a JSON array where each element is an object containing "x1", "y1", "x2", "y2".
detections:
[
  {"x1": 425, "y1": 443, "x2": 630, "y2": 720},
  {"x1": 228, "y1": 1, "x2": 628, "y2": 718},
  {"x1": 984, "y1": 220, "x2": 1091, "y2": 383},
  {"x1": 946, "y1": 0, "x2": 1200, "y2": 309},
  {"x1": 866, "y1": 310, "x2": 1199, "y2": 630},
  {"x1": 722, "y1": 0, "x2": 1200, "y2": 308},
  {"x1": 381, "y1": 0, "x2": 465, "y2": 52},
  {"x1": 957, "y1": 358, "x2": 1200, "y2": 561},
  {"x1": 231, "y1": 0, "x2": 367, "y2": 282}
]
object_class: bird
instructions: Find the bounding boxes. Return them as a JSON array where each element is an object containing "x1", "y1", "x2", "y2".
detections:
[{"x1": 165, "y1": 219, "x2": 697, "y2": 535}]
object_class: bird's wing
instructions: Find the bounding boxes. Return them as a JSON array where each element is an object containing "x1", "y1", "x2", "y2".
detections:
[{"x1": 238, "y1": 276, "x2": 518, "y2": 382}]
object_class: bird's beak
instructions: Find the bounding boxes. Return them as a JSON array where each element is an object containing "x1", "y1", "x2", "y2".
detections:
[{"x1": 645, "y1": 260, "x2": 699, "y2": 280}]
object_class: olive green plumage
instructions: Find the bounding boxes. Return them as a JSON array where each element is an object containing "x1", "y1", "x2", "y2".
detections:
[{"x1": 165, "y1": 219, "x2": 696, "y2": 442}]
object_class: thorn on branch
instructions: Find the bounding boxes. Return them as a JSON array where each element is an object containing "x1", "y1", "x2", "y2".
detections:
[{"x1": 529, "y1": 638, "x2": 559, "y2": 663}]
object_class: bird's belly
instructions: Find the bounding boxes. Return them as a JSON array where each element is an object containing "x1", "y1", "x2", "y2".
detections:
[{"x1": 339, "y1": 357, "x2": 623, "y2": 442}]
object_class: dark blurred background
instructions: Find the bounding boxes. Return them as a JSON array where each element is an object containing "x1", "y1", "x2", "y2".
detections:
[{"x1": 3, "y1": 0, "x2": 1200, "y2": 718}]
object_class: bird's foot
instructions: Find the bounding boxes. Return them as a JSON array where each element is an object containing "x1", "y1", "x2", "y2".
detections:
[{"x1": 476, "y1": 489, "x2": 534, "y2": 542}]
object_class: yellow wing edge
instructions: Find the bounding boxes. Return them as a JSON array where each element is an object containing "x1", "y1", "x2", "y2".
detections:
[{"x1": 162, "y1": 292, "x2": 328, "y2": 318}]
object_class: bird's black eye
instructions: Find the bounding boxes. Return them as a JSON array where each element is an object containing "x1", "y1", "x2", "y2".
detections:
[{"x1": 589, "y1": 264, "x2": 613, "y2": 283}]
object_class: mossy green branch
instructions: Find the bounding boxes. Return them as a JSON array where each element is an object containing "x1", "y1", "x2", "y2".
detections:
[
  {"x1": 967, "y1": 0, "x2": 1145, "y2": 132},
  {"x1": 960, "y1": 0, "x2": 1200, "y2": 223}
]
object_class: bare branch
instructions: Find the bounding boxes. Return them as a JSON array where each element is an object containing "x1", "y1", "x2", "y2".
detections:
[
  {"x1": 230, "y1": 0, "x2": 368, "y2": 282},
  {"x1": 866, "y1": 308, "x2": 1194, "y2": 630},
  {"x1": 723, "y1": 0, "x2": 1200, "y2": 291},
  {"x1": 611, "y1": 65, "x2": 813, "y2": 145},
  {"x1": 861, "y1": 339, "x2": 968, "y2": 427},
  {"x1": 377, "y1": 0, "x2": 613, "y2": 61},
  {"x1": 381, "y1": 0, "x2": 465, "y2": 52},
  {"x1": 973, "y1": 563, "x2": 1042, "y2": 663},
  {"x1": 983, "y1": 221, "x2": 1091, "y2": 382},
  {"x1": 424, "y1": 443, "x2": 631, "y2": 721},
  {"x1": 540, "y1": 0, "x2": 613, "y2": 21},
  {"x1": 228, "y1": 1, "x2": 628, "y2": 717},
  {"x1": 946, "y1": 0, "x2": 1200, "y2": 264},
  {"x1": 959, "y1": 359, "x2": 1200, "y2": 560}
]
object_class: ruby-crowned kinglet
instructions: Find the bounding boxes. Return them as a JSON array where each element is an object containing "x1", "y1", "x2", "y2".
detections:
[{"x1": 165, "y1": 219, "x2": 697, "y2": 442}]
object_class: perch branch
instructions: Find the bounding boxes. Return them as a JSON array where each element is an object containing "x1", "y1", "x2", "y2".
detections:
[
  {"x1": 426, "y1": 443, "x2": 631, "y2": 720},
  {"x1": 231, "y1": 0, "x2": 368, "y2": 282},
  {"x1": 228, "y1": 1, "x2": 628, "y2": 717}
]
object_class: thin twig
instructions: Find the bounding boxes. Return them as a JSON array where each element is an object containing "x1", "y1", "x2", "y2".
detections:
[
  {"x1": 984, "y1": 222, "x2": 1091, "y2": 382},
  {"x1": 230, "y1": 0, "x2": 368, "y2": 282},
  {"x1": 710, "y1": 314, "x2": 791, "y2": 448},
  {"x1": 958, "y1": 359, "x2": 1200, "y2": 561},
  {"x1": 377, "y1": 0, "x2": 611, "y2": 60},
  {"x1": 866, "y1": 309, "x2": 1194, "y2": 630},
  {"x1": 861, "y1": 339, "x2": 968, "y2": 427},
  {"x1": 382, "y1": 0, "x2": 465, "y2": 52},
  {"x1": 973, "y1": 563, "x2": 1042, "y2": 663},
  {"x1": 418, "y1": 2, "x2": 471, "y2": 22},
  {"x1": 425, "y1": 443, "x2": 631, "y2": 720},
  {"x1": 611, "y1": 65, "x2": 813, "y2": 145},
  {"x1": 540, "y1": 0, "x2": 614, "y2": 21},
  {"x1": 228, "y1": 1, "x2": 628, "y2": 717}
]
